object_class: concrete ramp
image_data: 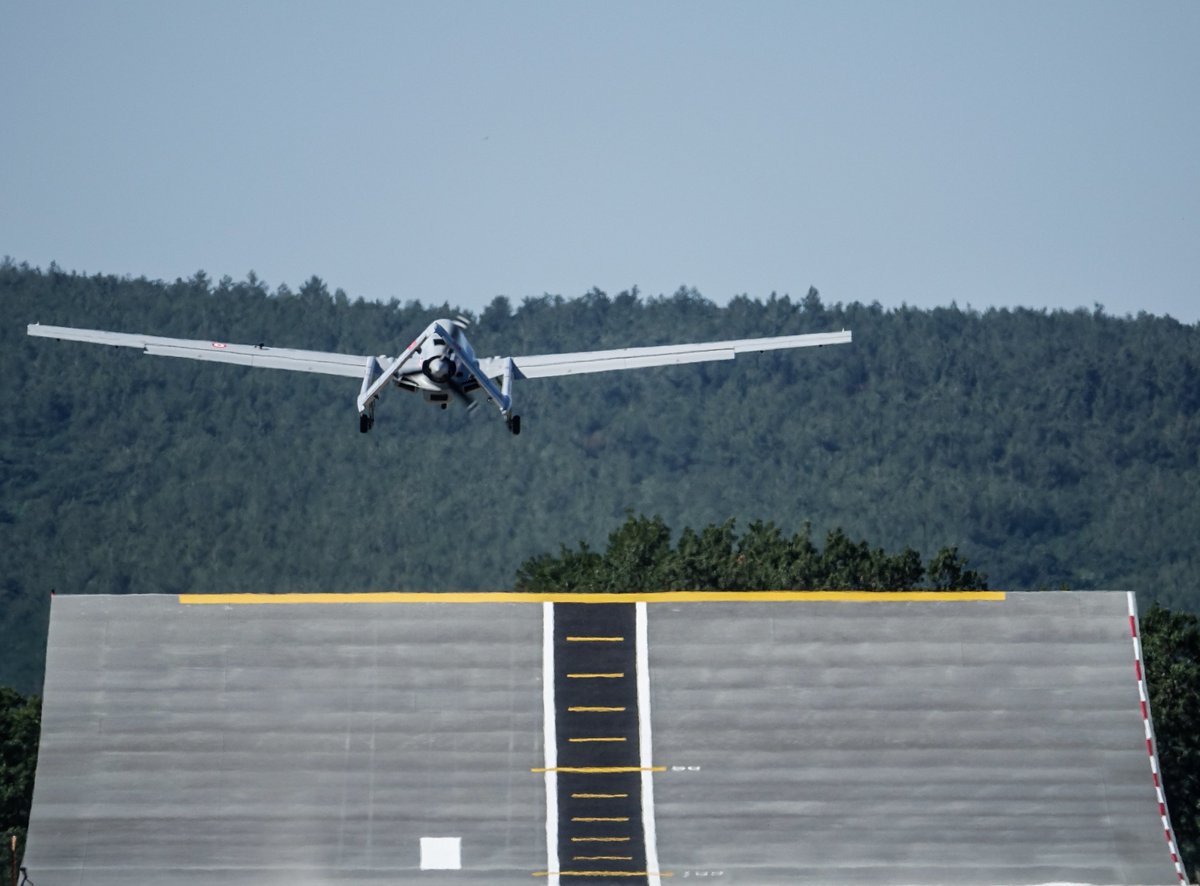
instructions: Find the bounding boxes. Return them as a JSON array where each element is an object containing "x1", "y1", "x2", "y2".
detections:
[{"x1": 24, "y1": 591, "x2": 1185, "y2": 885}]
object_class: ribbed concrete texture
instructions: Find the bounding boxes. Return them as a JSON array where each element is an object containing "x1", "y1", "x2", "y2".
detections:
[
  {"x1": 25, "y1": 595, "x2": 548, "y2": 885},
  {"x1": 24, "y1": 591, "x2": 1183, "y2": 885},
  {"x1": 646, "y1": 592, "x2": 1181, "y2": 885}
]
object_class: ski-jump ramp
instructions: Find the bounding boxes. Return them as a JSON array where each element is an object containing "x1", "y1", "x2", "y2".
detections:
[{"x1": 25, "y1": 591, "x2": 1186, "y2": 885}]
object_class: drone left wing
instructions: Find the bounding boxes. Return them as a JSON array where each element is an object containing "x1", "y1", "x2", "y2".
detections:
[
  {"x1": 26, "y1": 324, "x2": 375, "y2": 378},
  {"x1": 477, "y1": 329, "x2": 851, "y2": 379}
]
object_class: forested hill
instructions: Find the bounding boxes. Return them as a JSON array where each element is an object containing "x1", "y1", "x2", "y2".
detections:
[{"x1": 2, "y1": 260, "x2": 1198, "y2": 692}]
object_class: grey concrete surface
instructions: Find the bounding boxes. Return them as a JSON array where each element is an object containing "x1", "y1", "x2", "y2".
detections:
[
  {"x1": 25, "y1": 595, "x2": 547, "y2": 885},
  {"x1": 647, "y1": 592, "x2": 1177, "y2": 885},
  {"x1": 24, "y1": 591, "x2": 1181, "y2": 885}
]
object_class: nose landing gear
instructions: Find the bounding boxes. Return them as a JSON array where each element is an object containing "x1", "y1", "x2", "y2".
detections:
[{"x1": 506, "y1": 414, "x2": 521, "y2": 436}]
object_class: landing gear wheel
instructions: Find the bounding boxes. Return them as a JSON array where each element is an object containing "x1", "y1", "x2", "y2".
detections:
[
  {"x1": 507, "y1": 414, "x2": 521, "y2": 436},
  {"x1": 359, "y1": 413, "x2": 374, "y2": 434}
]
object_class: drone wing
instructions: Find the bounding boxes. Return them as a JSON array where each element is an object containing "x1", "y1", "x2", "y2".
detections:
[
  {"x1": 26, "y1": 324, "x2": 377, "y2": 378},
  {"x1": 477, "y1": 330, "x2": 851, "y2": 379}
]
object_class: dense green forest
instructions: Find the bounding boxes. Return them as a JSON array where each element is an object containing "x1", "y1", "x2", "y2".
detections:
[{"x1": 2, "y1": 260, "x2": 1198, "y2": 692}]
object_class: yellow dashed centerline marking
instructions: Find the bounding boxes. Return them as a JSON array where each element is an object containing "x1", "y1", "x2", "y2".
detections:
[
  {"x1": 568, "y1": 706, "x2": 626, "y2": 712},
  {"x1": 567, "y1": 636, "x2": 625, "y2": 642},
  {"x1": 572, "y1": 817, "x2": 630, "y2": 823},
  {"x1": 573, "y1": 855, "x2": 633, "y2": 861},
  {"x1": 572, "y1": 793, "x2": 628, "y2": 799},
  {"x1": 571, "y1": 836, "x2": 631, "y2": 843},
  {"x1": 567, "y1": 673, "x2": 624, "y2": 679},
  {"x1": 569, "y1": 736, "x2": 627, "y2": 743}
]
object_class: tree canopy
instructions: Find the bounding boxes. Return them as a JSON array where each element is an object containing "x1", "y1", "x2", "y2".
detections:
[
  {"x1": 515, "y1": 514, "x2": 985, "y2": 593},
  {"x1": 0, "y1": 688, "x2": 39, "y2": 880},
  {"x1": 1142, "y1": 604, "x2": 1200, "y2": 875}
]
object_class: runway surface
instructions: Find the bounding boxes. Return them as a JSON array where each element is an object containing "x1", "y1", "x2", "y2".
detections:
[{"x1": 24, "y1": 591, "x2": 1185, "y2": 885}]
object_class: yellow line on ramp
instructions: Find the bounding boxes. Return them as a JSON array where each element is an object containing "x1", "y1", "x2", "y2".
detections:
[
  {"x1": 534, "y1": 872, "x2": 672, "y2": 878},
  {"x1": 180, "y1": 590, "x2": 1005, "y2": 605}
]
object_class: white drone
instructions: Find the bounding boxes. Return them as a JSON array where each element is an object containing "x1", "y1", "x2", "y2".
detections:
[{"x1": 28, "y1": 317, "x2": 852, "y2": 435}]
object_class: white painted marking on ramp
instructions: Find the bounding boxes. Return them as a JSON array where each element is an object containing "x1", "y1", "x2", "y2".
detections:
[
  {"x1": 635, "y1": 601, "x2": 662, "y2": 886},
  {"x1": 542, "y1": 602, "x2": 560, "y2": 886},
  {"x1": 419, "y1": 836, "x2": 461, "y2": 870}
]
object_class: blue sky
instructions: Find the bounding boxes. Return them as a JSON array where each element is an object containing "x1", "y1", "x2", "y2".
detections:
[{"x1": 3, "y1": 1, "x2": 1198, "y2": 321}]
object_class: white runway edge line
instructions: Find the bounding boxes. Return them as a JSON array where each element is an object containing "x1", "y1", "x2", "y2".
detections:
[
  {"x1": 542, "y1": 602, "x2": 560, "y2": 886},
  {"x1": 636, "y1": 602, "x2": 663, "y2": 886},
  {"x1": 1127, "y1": 592, "x2": 1187, "y2": 885}
]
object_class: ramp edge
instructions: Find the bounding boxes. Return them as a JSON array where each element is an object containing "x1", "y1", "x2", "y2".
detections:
[{"x1": 1128, "y1": 591, "x2": 1188, "y2": 885}]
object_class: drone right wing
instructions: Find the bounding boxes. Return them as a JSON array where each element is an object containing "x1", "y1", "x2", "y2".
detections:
[{"x1": 477, "y1": 330, "x2": 851, "y2": 380}]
